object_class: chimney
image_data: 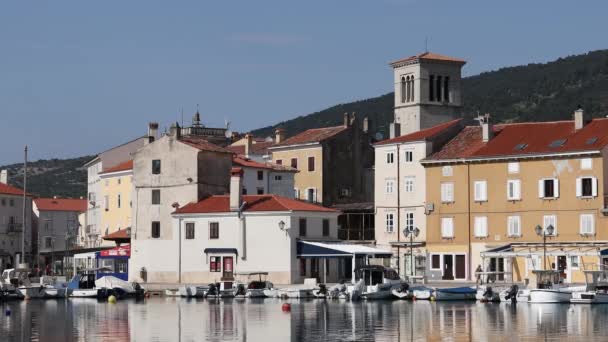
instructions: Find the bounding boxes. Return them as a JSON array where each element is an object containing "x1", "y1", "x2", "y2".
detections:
[
  {"x1": 574, "y1": 105, "x2": 585, "y2": 130},
  {"x1": 147, "y1": 122, "x2": 159, "y2": 143},
  {"x1": 0, "y1": 170, "x2": 7, "y2": 184},
  {"x1": 169, "y1": 122, "x2": 181, "y2": 140},
  {"x1": 244, "y1": 134, "x2": 253, "y2": 157},
  {"x1": 343, "y1": 113, "x2": 350, "y2": 127},
  {"x1": 481, "y1": 114, "x2": 493, "y2": 142},
  {"x1": 275, "y1": 128, "x2": 286, "y2": 144},
  {"x1": 230, "y1": 167, "x2": 243, "y2": 211},
  {"x1": 363, "y1": 117, "x2": 369, "y2": 133},
  {"x1": 389, "y1": 123, "x2": 401, "y2": 139}
]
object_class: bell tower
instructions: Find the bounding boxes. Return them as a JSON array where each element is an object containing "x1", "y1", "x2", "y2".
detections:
[{"x1": 390, "y1": 52, "x2": 466, "y2": 136}]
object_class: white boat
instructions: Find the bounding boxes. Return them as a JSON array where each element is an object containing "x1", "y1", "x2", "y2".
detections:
[
  {"x1": 571, "y1": 270, "x2": 608, "y2": 304},
  {"x1": 95, "y1": 276, "x2": 144, "y2": 299},
  {"x1": 391, "y1": 283, "x2": 410, "y2": 299},
  {"x1": 528, "y1": 270, "x2": 574, "y2": 303},
  {"x1": 178, "y1": 285, "x2": 207, "y2": 298},
  {"x1": 164, "y1": 288, "x2": 180, "y2": 297},
  {"x1": 206, "y1": 281, "x2": 236, "y2": 298},
  {"x1": 433, "y1": 287, "x2": 476, "y2": 301},
  {"x1": 234, "y1": 272, "x2": 273, "y2": 298},
  {"x1": 346, "y1": 265, "x2": 406, "y2": 300},
  {"x1": 498, "y1": 285, "x2": 529, "y2": 302},
  {"x1": 476, "y1": 285, "x2": 501, "y2": 302},
  {"x1": 410, "y1": 286, "x2": 433, "y2": 300},
  {"x1": 278, "y1": 287, "x2": 315, "y2": 299},
  {"x1": 327, "y1": 283, "x2": 350, "y2": 300}
]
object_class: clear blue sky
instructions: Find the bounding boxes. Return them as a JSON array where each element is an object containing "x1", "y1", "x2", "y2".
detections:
[{"x1": 1, "y1": 0, "x2": 606, "y2": 164}]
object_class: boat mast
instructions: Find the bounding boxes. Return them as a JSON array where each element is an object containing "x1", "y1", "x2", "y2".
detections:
[{"x1": 21, "y1": 145, "x2": 28, "y2": 265}]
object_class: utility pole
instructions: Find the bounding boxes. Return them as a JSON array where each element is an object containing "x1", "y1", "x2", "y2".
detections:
[{"x1": 21, "y1": 145, "x2": 28, "y2": 266}]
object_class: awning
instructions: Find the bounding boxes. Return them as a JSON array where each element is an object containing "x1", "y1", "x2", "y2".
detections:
[
  {"x1": 297, "y1": 241, "x2": 392, "y2": 258},
  {"x1": 203, "y1": 248, "x2": 238, "y2": 255},
  {"x1": 481, "y1": 242, "x2": 608, "y2": 258}
]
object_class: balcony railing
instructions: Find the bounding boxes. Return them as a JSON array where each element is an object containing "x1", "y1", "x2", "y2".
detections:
[
  {"x1": 338, "y1": 228, "x2": 375, "y2": 241},
  {"x1": 7, "y1": 223, "x2": 22, "y2": 233}
]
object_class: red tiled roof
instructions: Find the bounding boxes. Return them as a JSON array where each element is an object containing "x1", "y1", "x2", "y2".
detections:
[
  {"x1": 0, "y1": 183, "x2": 26, "y2": 196},
  {"x1": 179, "y1": 137, "x2": 234, "y2": 154},
  {"x1": 226, "y1": 141, "x2": 275, "y2": 155},
  {"x1": 390, "y1": 52, "x2": 466, "y2": 66},
  {"x1": 233, "y1": 156, "x2": 297, "y2": 172},
  {"x1": 426, "y1": 119, "x2": 608, "y2": 161},
  {"x1": 375, "y1": 119, "x2": 463, "y2": 146},
  {"x1": 103, "y1": 229, "x2": 130, "y2": 241},
  {"x1": 174, "y1": 195, "x2": 338, "y2": 214},
  {"x1": 34, "y1": 198, "x2": 87, "y2": 212},
  {"x1": 99, "y1": 160, "x2": 133, "y2": 174},
  {"x1": 272, "y1": 125, "x2": 348, "y2": 147}
]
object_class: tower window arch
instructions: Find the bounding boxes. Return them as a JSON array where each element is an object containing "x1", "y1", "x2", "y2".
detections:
[
  {"x1": 429, "y1": 75, "x2": 435, "y2": 102},
  {"x1": 444, "y1": 76, "x2": 450, "y2": 102},
  {"x1": 410, "y1": 75, "x2": 414, "y2": 102},
  {"x1": 406, "y1": 76, "x2": 411, "y2": 102},
  {"x1": 400, "y1": 76, "x2": 406, "y2": 103},
  {"x1": 436, "y1": 76, "x2": 442, "y2": 102}
]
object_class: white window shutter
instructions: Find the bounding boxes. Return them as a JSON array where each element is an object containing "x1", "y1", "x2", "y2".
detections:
[
  {"x1": 554, "y1": 178, "x2": 559, "y2": 198},
  {"x1": 482, "y1": 182, "x2": 487, "y2": 201},
  {"x1": 592, "y1": 177, "x2": 598, "y2": 197},
  {"x1": 313, "y1": 188, "x2": 318, "y2": 202},
  {"x1": 538, "y1": 179, "x2": 544, "y2": 198},
  {"x1": 576, "y1": 178, "x2": 582, "y2": 197},
  {"x1": 515, "y1": 180, "x2": 521, "y2": 200}
]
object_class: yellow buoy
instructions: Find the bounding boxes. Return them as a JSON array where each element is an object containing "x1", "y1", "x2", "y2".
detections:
[
  {"x1": 108, "y1": 295, "x2": 117, "y2": 304},
  {"x1": 430, "y1": 296, "x2": 435, "y2": 302}
]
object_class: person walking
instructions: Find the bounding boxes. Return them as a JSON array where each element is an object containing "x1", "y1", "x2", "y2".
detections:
[{"x1": 475, "y1": 264, "x2": 483, "y2": 285}]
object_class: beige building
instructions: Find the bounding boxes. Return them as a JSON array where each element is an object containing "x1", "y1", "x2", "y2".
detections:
[
  {"x1": 422, "y1": 112, "x2": 608, "y2": 283},
  {"x1": 98, "y1": 160, "x2": 134, "y2": 246}
]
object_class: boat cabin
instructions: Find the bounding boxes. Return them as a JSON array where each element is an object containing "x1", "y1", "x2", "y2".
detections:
[
  {"x1": 583, "y1": 270, "x2": 608, "y2": 292},
  {"x1": 531, "y1": 270, "x2": 562, "y2": 289},
  {"x1": 355, "y1": 266, "x2": 400, "y2": 286}
]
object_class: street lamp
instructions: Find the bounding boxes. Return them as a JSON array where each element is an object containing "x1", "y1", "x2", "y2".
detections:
[
  {"x1": 403, "y1": 226, "x2": 420, "y2": 281},
  {"x1": 535, "y1": 224, "x2": 554, "y2": 270}
]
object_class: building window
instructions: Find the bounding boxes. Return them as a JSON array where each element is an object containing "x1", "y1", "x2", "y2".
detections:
[
  {"x1": 431, "y1": 255, "x2": 441, "y2": 270},
  {"x1": 401, "y1": 76, "x2": 406, "y2": 103},
  {"x1": 410, "y1": 75, "x2": 415, "y2": 102},
  {"x1": 508, "y1": 162, "x2": 520, "y2": 174},
  {"x1": 104, "y1": 195, "x2": 109, "y2": 211},
  {"x1": 404, "y1": 150, "x2": 413, "y2": 163},
  {"x1": 299, "y1": 218, "x2": 307, "y2": 237},
  {"x1": 507, "y1": 179, "x2": 521, "y2": 201},
  {"x1": 570, "y1": 256, "x2": 580, "y2": 270},
  {"x1": 274, "y1": 175, "x2": 282, "y2": 181},
  {"x1": 307, "y1": 157, "x2": 315, "y2": 172},
  {"x1": 322, "y1": 219, "x2": 330, "y2": 237},
  {"x1": 441, "y1": 182, "x2": 454, "y2": 203},
  {"x1": 543, "y1": 215, "x2": 557, "y2": 236},
  {"x1": 442, "y1": 166, "x2": 453, "y2": 177},
  {"x1": 185, "y1": 222, "x2": 195, "y2": 239},
  {"x1": 276, "y1": 159, "x2": 282, "y2": 165},
  {"x1": 44, "y1": 237, "x2": 53, "y2": 249},
  {"x1": 242, "y1": 188, "x2": 248, "y2": 195},
  {"x1": 539, "y1": 178, "x2": 559, "y2": 198},
  {"x1": 257, "y1": 170, "x2": 264, "y2": 181},
  {"x1": 210, "y1": 256, "x2": 221, "y2": 272},
  {"x1": 436, "y1": 75, "x2": 442, "y2": 101},
  {"x1": 580, "y1": 214, "x2": 594, "y2": 235},
  {"x1": 404, "y1": 176, "x2": 415, "y2": 193},
  {"x1": 577, "y1": 177, "x2": 597, "y2": 197},
  {"x1": 117, "y1": 178, "x2": 121, "y2": 185},
  {"x1": 152, "y1": 159, "x2": 161, "y2": 174},
  {"x1": 1, "y1": 198, "x2": 5, "y2": 206},
  {"x1": 507, "y1": 216, "x2": 521, "y2": 237},
  {"x1": 441, "y1": 217, "x2": 454, "y2": 239},
  {"x1": 443, "y1": 76, "x2": 450, "y2": 102},
  {"x1": 291, "y1": 158, "x2": 298, "y2": 169},
  {"x1": 307, "y1": 188, "x2": 316, "y2": 203},
  {"x1": 406, "y1": 76, "x2": 411, "y2": 102},
  {"x1": 152, "y1": 189, "x2": 161, "y2": 205},
  {"x1": 474, "y1": 180, "x2": 487, "y2": 202},
  {"x1": 300, "y1": 258, "x2": 306, "y2": 277},
  {"x1": 209, "y1": 222, "x2": 219, "y2": 239},
  {"x1": 151, "y1": 221, "x2": 160, "y2": 238},
  {"x1": 386, "y1": 213, "x2": 394, "y2": 232},
  {"x1": 117, "y1": 194, "x2": 122, "y2": 208},
  {"x1": 474, "y1": 216, "x2": 488, "y2": 238},
  {"x1": 386, "y1": 152, "x2": 394, "y2": 164},
  {"x1": 581, "y1": 158, "x2": 592, "y2": 170},
  {"x1": 429, "y1": 75, "x2": 435, "y2": 101},
  {"x1": 385, "y1": 179, "x2": 395, "y2": 194},
  {"x1": 257, "y1": 187, "x2": 264, "y2": 195},
  {"x1": 405, "y1": 212, "x2": 414, "y2": 231},
  {"x1": 294, "y1": 188, "x2": 299, "y2": 199}
]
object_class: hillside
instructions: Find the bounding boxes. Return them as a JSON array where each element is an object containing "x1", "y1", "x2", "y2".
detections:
[
  {"x1": 252, "y1": 49, "x2": 608, "y2": 139},
  {"x1": 0, "y1": 155, "x2": 93, "y2": 199}
]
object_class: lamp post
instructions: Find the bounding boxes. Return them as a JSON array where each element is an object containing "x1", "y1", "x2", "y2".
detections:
[
  {"x1": 403, "y1": 226, "x2": 420, "y2": 281},
  {"x1": 535, "y1": 224, "x2": 554, "y2": 270}
]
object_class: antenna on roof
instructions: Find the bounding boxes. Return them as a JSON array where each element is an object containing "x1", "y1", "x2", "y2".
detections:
[
  {"x1": 425, "y1": 37, "x2": 428, "y2": 53},
  {"x1": 180, "y1": 107, "x2": 184, "y2": 127}
]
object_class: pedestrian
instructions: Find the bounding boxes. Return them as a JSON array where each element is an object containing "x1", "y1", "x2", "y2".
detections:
[{"x1": 475, "y1": 265, "x2": 483, "y2": 285}]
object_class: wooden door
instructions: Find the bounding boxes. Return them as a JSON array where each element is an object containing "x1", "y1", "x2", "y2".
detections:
[
  {"x1": 223, "y1": 257, "x2": 234, "y2": 280},
  {"x1": 455, "y1": 255, "x2": 466, "y2": 279},
  {"x1": 443, "y1": 255, "x2": 454, "y2": 280}
]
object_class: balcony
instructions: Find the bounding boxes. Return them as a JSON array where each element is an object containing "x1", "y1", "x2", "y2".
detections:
[{"x1": 7, "y1": 223, "x2": 22, "y2": 233}]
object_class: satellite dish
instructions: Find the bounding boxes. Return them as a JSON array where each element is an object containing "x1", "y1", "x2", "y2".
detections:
[
  {"x1": 375, "y1": 132, "x2": 384, "y2": 141},
  {"x1": 225, "y1": 130, "x2": 233, "y2": 139}
]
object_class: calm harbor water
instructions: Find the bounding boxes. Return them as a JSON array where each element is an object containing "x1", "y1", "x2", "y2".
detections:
[{"x1": 1, "y1": 297, "x2": 608, "y2": 341}]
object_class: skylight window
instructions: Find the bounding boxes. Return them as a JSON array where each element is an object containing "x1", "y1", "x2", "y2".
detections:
[
  {"x1": 549, "y1": 139, "x2": 567, "y2": 148},
  {"x1": 514, "y1": 143, "x2": 528, "y2": 151},
  {"x1": 586, "y1": 137, "x2": 598, "y2": 145}
]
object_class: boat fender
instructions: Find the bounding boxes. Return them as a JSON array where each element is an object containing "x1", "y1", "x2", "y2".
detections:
[
  {"x1": 430, "y1": 296, "x2": 435, "y2": 301},
  {"x1": 108, "y1": 295, "x2": 117, "y2": 304},
  {"x1": 281, "y1": 303, "x2": 291, "y2": 312}
]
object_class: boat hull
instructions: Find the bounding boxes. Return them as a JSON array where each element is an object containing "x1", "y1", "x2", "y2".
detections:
[
  {"x1": 278, "y1": 289, "x2": 314, "y2": 299},
  {"x1": 70, "y1": 289, "x2": 100, "y2": 298},
  {"x1": 179, "y1": 286, "x2": 207, "y2": 298},
  {"x1": 434, "y1": 288, "x2": 476, "y2": 301},
  {"x1": 571, "y1": 291, "x2": 608, "y2": 304},
  {"x1": 18, "y1": 286, "x2": 63, "y2": 299},
  {"x1": 499, "y1": 289, "x2": 530, "y2": 302},
  {"x1": 528, "y1": 289, "x2": 572, "y2": 303}
]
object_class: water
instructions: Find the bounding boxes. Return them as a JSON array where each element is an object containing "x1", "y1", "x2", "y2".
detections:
[{"x1": 1, "y1": 298, "x2": 608, "y2": 341}]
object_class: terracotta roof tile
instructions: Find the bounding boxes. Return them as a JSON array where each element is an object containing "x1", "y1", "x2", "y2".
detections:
[
  {"x1": 99, "y1": 160, "x2": 133, "y2": 174},
  {"x1": 233, "y1": 156, "x2": 297, "y2": 172},
  {"x1": 102, "y1": 229, "x2": 130, "y2": 241},
  {"x1": 375, "y1": 119, "x2": 463, "y2": 146},
  {"x1": 272, "y1": 125, "x2": 348, "y2": 147},
  {"x1": 34, "y1": 198, "x2": 87, "y2": 212},
  {"x1": 390, "y1": 52, "x2": 466, "y2": 66},
  {"x1": 0, "y1": 183, "x2": 26, "y2": 196},
  {"x1": 174, "y1": 195, "x2": 338, "y2": 214},
  {"x1": 426, "y1": 118, "x2": 608, "y2": 161},
  {"x1": 179, "y1": 137, "x2": 234, "y2": 154}
]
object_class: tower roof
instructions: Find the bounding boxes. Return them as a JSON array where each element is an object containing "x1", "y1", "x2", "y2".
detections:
[{"x1": 390, "y1": 52, "x2": 466, "y2": 67}]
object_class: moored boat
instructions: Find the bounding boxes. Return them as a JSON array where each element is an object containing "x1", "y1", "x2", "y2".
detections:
[
  {"x1": 571, "y1": 270, "x2": 608, "y2": 304},
  {"x1": 178, "y1": 285, "x2": 207, "y2": 298},
  {"x1": 346, "y1": 265, "x2": 406, "y2": 300},
  {"x1": 528, "y1": 270, "x2": 573, "y2": 303},
  {"x1": 234, "y1": 272, "x2": 273, "y2": 298},
  {"x1": 433, "y1": 287, "x2": 476, "y2": 301}
]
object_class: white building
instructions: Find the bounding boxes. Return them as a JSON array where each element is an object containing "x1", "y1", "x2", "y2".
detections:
[
  {"x1": 0, "y1": 171, "x2": 33, "y2": 269},
  {"x1": 233, "y1": 156, "x2": 297, "y2": 198},
  {"x1": 130, "y1": 167, "x2": 341, "y2": 285}
]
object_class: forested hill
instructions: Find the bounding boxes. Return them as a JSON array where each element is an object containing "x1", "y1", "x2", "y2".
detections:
[{"x1": 252, "y1": 49, "x2": 608, "y2": 139}]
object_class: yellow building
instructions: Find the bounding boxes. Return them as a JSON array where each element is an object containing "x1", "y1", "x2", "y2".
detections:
[
  {"x1": 99, "y1": 160, "x2": 134, "y2": 246},
  {"x1": 422, "y1": 113, "x2": 608, "y2": 284}
]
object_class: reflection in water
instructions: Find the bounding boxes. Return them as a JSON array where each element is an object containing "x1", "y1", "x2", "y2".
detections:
[{"x1": 3, "y1": 298, "x2": 608, "y2": 341}]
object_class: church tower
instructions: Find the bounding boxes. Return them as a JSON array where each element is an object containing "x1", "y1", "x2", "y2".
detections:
[{"x1": 390, "y1": 52, "x2": 466, "y2": 136}]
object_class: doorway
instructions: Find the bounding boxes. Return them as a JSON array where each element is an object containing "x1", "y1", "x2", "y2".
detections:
[
  {"x1": 455, "y1": 255, "x2": 466, "y2": 279},
  {"x1": 489, "y1": 258, "x2": 505, "y2": 282},
  {"x1": 556, "y1": 255, "x2": 567, "y2": 282},
  {"x1": 223, "y1": 257, "x2": 234, "y2": 280},
  {"x1": 443, "y1": 255, "x2": 454, "y2": 280}
]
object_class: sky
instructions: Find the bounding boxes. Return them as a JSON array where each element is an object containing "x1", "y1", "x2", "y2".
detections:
[{"x1": 1, "y1": 0, "x2": 607, "y2": 164}]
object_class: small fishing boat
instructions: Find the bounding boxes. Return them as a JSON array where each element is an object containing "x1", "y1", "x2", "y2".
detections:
[
  {"x1": 347, "y1": 265, "x2": 406, "y2": 300},
  {"x1": 278, "y1": 287, "x2": 315, "y2": 299},
  {"x1": 391, "y1": 283, "x2": 410, "y2": 299},
  {"x1": 410, "y1": 286, "x2": 433, "y2": 300},
  {"x1": 476, "y1": 285, "x2": 501, "y2": 302},
  {"x1": 327, "y1": 282, "x2": 350, "y2": 300},
  {"x1": 68, "y1": 270, "x2": 100, "y2": 298},
  {"x1": 206, "y1": 281, "x2": 236, "y2": 299},
  {"x1": 95, "y1": 276, "x2": 145, "y2": 299},
  {"x1": 498, "y1": 285, "x2": 527, "y2": 302},
  {"x1": 234, "y1": 272, "x2": 273, "y2": 298},
  {"x1": 178, "y1": 285, "x2": 207, "y2": 298},
  {"x1": 571, "y1": 270, "x2": 608, "y2": 304},
  {"x1": 433, "y1": 287, "x2": 476, "y2": 301},
  {"x1": 164, "y1": 288, "x2": 180, "y2": 297},
  {"x1": 1, "y1": 269, "x2": 24, "y2": 300},
  {"x1": 68, "y1": 268, "x2": 144, "y2": 299},
  {"x1": 528, "y1": 270, "x2": 574, "y2": 303}
]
